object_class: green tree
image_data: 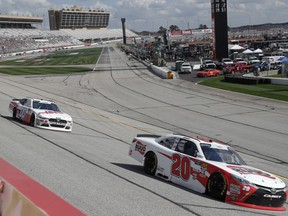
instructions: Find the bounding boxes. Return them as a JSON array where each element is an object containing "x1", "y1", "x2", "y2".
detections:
[
  {"x1": 169, "y1": 25, "x2": 180, "y2": 31},
  {"x1": 199, "y1": 24, "x2": 208, "y2": 29},
  {"x1": 157, "y1": 26, "x2": 167, "y2": 34}
]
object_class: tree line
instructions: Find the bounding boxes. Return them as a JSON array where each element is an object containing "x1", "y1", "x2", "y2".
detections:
[{"x1": 157, "y1": 24, "x2": 208, "y2": 34}]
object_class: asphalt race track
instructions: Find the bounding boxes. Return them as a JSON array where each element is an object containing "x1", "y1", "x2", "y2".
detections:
[{"x1": 0, "y1": 45, "x2": 287, "y2": 216}]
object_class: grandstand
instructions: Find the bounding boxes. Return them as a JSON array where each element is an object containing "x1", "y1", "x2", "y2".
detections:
[
  {"x1": 0, "y1": 27, "x2": 137, "y2": 55},
  {"x1": 0, "y1": 14, "x2": 42, "y2": 29},
  {"x1": 48, "y1": 6, "x2": 110, "y2": 30},
  {"x1": 0, "y1": 8, "x2": 138, "y2": 55},
  {"x1": 61, "y1": 28, "x2": 138, "y2": 43},
  {"x1": 0, "y1": 29, "x2": 82, "y2": 54}
]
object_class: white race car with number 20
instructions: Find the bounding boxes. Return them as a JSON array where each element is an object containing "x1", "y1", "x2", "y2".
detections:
[{"x1": 129, "y1": 134, "x2": 287, "y2": 211}]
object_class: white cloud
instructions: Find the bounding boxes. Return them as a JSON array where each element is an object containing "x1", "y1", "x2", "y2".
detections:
[{"x1": 0, "y1": 0, "x2": 287, "y2": 31}]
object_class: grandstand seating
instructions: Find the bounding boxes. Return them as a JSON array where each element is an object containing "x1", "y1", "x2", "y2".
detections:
[
  {"x1": 0, "y1": 28, "x2": 83, "y2": 54},
  {"x1": 0, "y1": 28, "x2": 138, "y2": 54},
  {"x1": 60, "y1": 28, "x2": 138, "y2": 41}
]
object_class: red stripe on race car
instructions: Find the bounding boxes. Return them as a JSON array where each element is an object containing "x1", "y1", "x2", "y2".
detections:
[
  {"x1": 158, "y1": 151, "x2": 172, "y2": 160},
  {"x1": 229, "y1": 201, "x2": 286, "y2": 211}
]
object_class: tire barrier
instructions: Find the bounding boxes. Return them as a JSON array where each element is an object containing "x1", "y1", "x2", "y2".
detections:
[
  {"x1": 224, "y1": 70, "x2": 288, "y2": 86},
  {"x1": 224, "y1": 74, "x2": 271, "y2": 85}
]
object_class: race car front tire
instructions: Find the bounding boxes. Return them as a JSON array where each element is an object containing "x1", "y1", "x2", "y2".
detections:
[
  {"x1": 12, "y1": 108, "x2": 17, "y2": 119},
  {"x1": 144, "y1": 152, "x2": 157, "y2": 175},
  {"x1": 206, "y1": 172, "x2": 227, "y2": 201}
]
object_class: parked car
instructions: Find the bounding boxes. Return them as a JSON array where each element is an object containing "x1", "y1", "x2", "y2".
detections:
[
  {"x1": 247, "y1": 56, "x2": 260, "y2": 64},
  {"x1": 223, "y1": 62, "x2": 252, "y2": 74},
  {"x1": 197, "y1": 68, "x2": 221, "y2": 77},
  {"x1": 234, "y1": 58, "x2": 246, "y2": 64},
  {"x1": 221, "y1": 58, "x2": 234, "y2": 65},
  {"x1": 200, "y1": 59, "x2": 217, "y2": 70},
  {"x1": 179, "y1": 62, "x2": 192, "y2": 73},
  {"x1": 175, "y1": 60, "x2": 185, "y2": 72}
]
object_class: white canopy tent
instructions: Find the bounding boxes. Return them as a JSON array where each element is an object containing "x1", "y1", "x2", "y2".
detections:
[
  {"x1": 242, "y1": 49, "x2": 254, "y2": 54},
  {"x1": 229, "y1": 44, "x2": 245, "y2": 50},
  {"x1": 253, "y1": 48, "x2": 263, "y2": 54}
]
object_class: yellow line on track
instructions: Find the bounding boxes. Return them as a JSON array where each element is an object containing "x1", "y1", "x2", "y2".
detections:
[
  {"x1": 81, "y1": 108, "x2": 151, "y2": 133},
  {"x1": 274, "y1": 174, "x2": 288, "y2": 182}
]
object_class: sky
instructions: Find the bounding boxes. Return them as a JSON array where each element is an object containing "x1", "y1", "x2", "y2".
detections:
[{"x1": 0, "y1": 0, "x2": 287, "y2": 32}]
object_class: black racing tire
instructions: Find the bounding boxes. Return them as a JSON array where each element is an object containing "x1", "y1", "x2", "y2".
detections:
[
  {"x1": 206, "y1": 173, "x2": 227, "y2": 201},
  {"x1": 29, "y1": 114, "x2": 35, "y2": 127},
  {"x1": 12, "y1": 108, "x2": 17, "y2": 119},
  {"x1": 143, "y1": 152, "x2": 157, "y2": 175}
]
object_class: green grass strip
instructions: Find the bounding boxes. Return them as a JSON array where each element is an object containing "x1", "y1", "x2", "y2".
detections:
[
  {"x1": 0, "y1": 47, "x2": 102, "y2": 66},
  {"x1": 199, "y1": 77, "x2": 288, "y2": 101},
  {"x1": 0, "y1": 67, "x2": 92, "y2": 75}
]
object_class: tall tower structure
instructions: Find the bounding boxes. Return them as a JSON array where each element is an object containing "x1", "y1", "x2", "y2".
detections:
[
  {"x1": 121, "y1": 18, "x2": 127, "y2": 45},
  {"x1": 211, "y1": 0, "x2": 228, "y2": 61}
]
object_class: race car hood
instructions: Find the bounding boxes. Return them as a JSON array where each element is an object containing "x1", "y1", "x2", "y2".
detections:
[
  {"x1": 225, "y1": 164, "x2": 286, "y2": 189},
  {"x1": 34, "y1": 109, "x2": 72, "y2": 121}
]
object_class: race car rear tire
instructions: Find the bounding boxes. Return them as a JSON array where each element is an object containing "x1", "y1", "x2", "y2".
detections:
[
  {"x1": 12, "y1": 108, "x2": 17, "y2": 119},
  {"x1": 29, "y1": 114, "x2": 35, "y2": 127},
  {"x1": 144, "y1": 152, "x2": 157, "y2": 175},
  {"x1": 206, "y1": 173, "x2": 227, "y2": 201}
]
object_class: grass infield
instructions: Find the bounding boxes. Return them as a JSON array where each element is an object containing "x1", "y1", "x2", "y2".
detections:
[
  {"x1": 0, "y1": 67, "x2": 92, "y2": 75},
  {"x1": 199, "y1": 76, "x2": 288, "y2": 101},
  {"x1": 0, "y1": 47, "x2": 102, "y2": 75}
]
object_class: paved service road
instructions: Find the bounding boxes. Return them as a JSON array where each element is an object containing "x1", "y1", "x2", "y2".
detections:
[{"x1": 0, "y1": 45, "x2": 287, "y2": 216}]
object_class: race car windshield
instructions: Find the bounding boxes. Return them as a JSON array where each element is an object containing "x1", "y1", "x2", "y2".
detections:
[
  {"x1": 33, "y1": 102, "x2": 60, "y2": 112},
  {"x1": 201, "y1": 144, "x2": 246, "y2": 165}
]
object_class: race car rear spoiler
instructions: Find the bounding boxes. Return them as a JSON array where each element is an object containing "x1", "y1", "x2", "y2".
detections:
[{"x1": 136, "y1": 134, "x2": 161, "y2": 138}]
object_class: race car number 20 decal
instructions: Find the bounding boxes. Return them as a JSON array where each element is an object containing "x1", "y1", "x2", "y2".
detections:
[{"x1": 171, "y1": 154, "x2": 191, "y2": 181}]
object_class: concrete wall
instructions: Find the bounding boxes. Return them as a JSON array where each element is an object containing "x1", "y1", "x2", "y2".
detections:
[
  {"x1": 0, "y1": 158, "x2": 85, "y2": 216},
  {"x1": 270, "y1": 77, "x2": 288, "y2": 85},
  {"x1": 139, "y1": 59, "x2": 174, "y2": 79}
]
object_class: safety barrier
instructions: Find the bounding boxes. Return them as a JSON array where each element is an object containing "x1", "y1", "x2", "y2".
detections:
[
  {"x1": 243, "y1": 70, "x2": 288, "y2": 86},
  {"x1": 270, "y1": 77, "x2": 288, "y2": 85},
  {"x1": 138, "y1": 58, "x2": 175, "y2": 79},
  {"x1": 150, "y1": 64, "x2": 174, "y2": 79},
  {"x1": 0, "y1": 158, "x2": 85, "y2": 216}
]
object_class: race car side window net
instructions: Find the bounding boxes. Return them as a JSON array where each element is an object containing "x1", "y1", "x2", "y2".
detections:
[{"x1": 176, "y1": 139, "x2": 198, "y2": 157}]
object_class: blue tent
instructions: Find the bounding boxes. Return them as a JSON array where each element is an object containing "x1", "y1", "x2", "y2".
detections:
[
  {"x1": 279, "y1": 57, "x2": 288, "y2": 63},
  {"x1": 253, "y1": 61, "x2": 267, "y2": 67}
]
